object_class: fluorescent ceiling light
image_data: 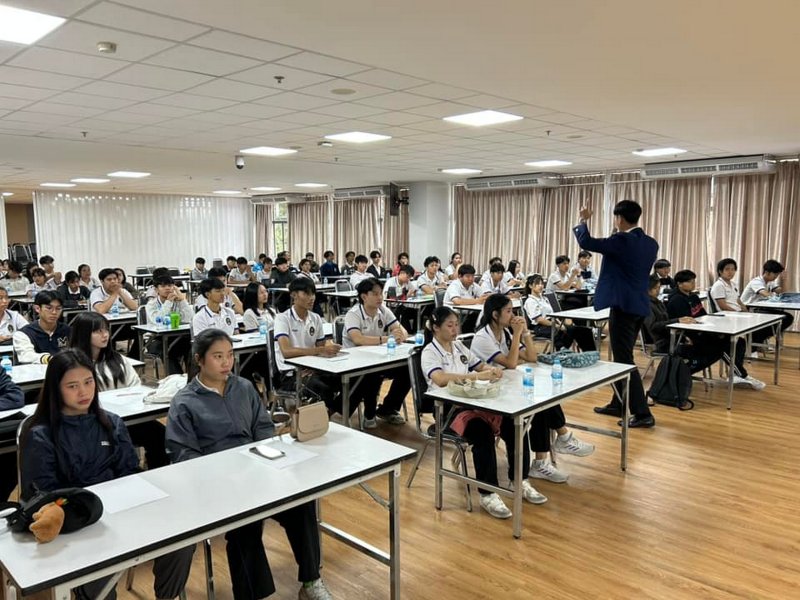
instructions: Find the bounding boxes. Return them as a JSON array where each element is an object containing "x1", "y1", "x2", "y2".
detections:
[
  {"x1": 632, "y1": 147, "x2": 687, "y2": 157},
  {"x1": 0, "y1": 4, "x2": 65, "y2": 45},
  {"x1": 324, "y1": 131, "x2": 391, "y2": 144},
  {"x1": 525, "y1": 160, "x2": 573, "y2": 168},
  {"x1": 213, "y1": 190, "x2": 242, "y2": 195},
  {"x1": 251, "y1": 186, "x2": 281, "y2": 192},
  {"x1": 108, "y1": 171, "x2": 151, "y2": 178},
  {"x1": 1, "y1": 192, "x2": 12, "y2": 197},
  {"x1": 40, "y1": 182, "x2": 75, "y2": 188},
  {"x1": 240, "y1": 146, "x2": 297, "y2": 157},
  {"x1": 295, "y1": 183, "x2": 327, "y2": 188},
  {"x1": 443, "y1": 110, "x2": 523, "y2": 127},
  {"x1": 71, "y1": 178, "x2": 110, "y2": 184},
  {"x1": 440, "y1": 168, "x2": 482, "y2": 175}
]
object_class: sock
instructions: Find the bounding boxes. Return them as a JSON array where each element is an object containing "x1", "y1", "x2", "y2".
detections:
[{"x1": 557, "y1": 431, "x2": 571, "y2": 442}]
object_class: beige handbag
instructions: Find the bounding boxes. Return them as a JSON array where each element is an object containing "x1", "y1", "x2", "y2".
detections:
[{"x1": 290, "y1": 402, "x2": 329, "y2": 442}]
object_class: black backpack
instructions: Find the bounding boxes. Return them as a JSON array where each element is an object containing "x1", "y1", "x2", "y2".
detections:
[{"x1": 647, "y1": 355, "x2": 694, "y2": 410}]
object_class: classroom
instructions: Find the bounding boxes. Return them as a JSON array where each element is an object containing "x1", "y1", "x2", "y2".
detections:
[{"x1": 0, "y1": 1, "x2": 798, "y2": 599}]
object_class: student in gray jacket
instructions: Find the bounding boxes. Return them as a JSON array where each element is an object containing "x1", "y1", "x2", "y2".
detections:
[{"x1": 166, "y1": 329, "x2": 333, "y2": 600}]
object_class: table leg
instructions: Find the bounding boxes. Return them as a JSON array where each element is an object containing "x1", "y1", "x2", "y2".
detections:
[
  {"x1": 669, "y1": 329, "x2": 677, "y2": 354},
  {"x1": 137, "y1": 330, "x2": 145, "y2": 363},
  {"x1": 512, "y1": 415, "x2": 524, "y2": 539},
  {"x1": 162, "y1": 333, "x2": 172, "y2": 376},
  {"x1": 434, "y1": 401, "x2": 443, "y2": 510},
  {"x1": 550, "y1": 320, "x2": 557, "y2": 351},
  {"x1": 50, "y1": 584, "x2": 70, "y2": 600},
  {"x1": 621, "y1": 374, "x2": 629, "y2": 471},
  {"x1": 342, "y1": 374, "x2": 351, "y2": 428},
  {"x1": 389, "y1": 467, "x2": 401, "y2": 600},
  {"x1": 774, "y1": 324, "x2": 781, "y2": 385},
  {"x1": 727, "y1": 336, "x2": 736, "y2": 410}
]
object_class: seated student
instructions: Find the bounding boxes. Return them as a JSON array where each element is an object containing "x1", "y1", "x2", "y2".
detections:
[
  {"x1": 480, "y1": 262, "x2": 516, "y2": 296},
  {"x1": 298, "y1": 258, "x2": 320, "y2": 282},
  {"x1": 667, "y1": 269, "x2": 765, "y2": 390},
  {"x1": 653, "y1": 258, "x2": 675, "y2": 293},
  {"x1": 274, "y1": 277, "x2": 343, "y2": 414},
  {"x1": 344, "y1": 278, "x2": 410, "y2": 427},
  {"x1": 644, "y1": 274, "x2": 723, "y2": 374},
  {"x1": 421, "y1": 307, "x2": 543, "y2": 519},
  {"x1": 383, "y1": 265, "x2": 418, "y2": 299},
  {"x1": 225, "y1": 255, "x2": 237, "y2": 273},
  {"x1": 367, "y1": 250, "x2": 388, "y2": 279},
  {"x1": 13, "y1": 291, "x2": 70, "y2": 364},
  {"x1": 196, "y1": 267, "x2": 244, "y2": 315},
  {"x1": 319, "y1": 250, "x2": 341, "y2": 278},
  {"x1": 277, "y1": 250, "x2": 298, "y2": 273},
  {"x1": 193, "y1": 278, "x2": 238, "y2": 336},
  {"x1": 1, "y1": 261, "x2": 28, "y2": 293},
  {"x1": 269, "y1": 256, "x2": 298, "y2": 312},
  {"x1": 90, "y1": 268, "x2": 138, "y2": 313},
  {"x1": 166, "y1": 330, "x2": 332, "y2": 600},
  {"x1": 115, "y1": 268, "x2": 139, "y2": 298},
  {"x1": 78, "y1": 263, "x2": 102, "y2": 290},
  {"x1": 229, "y1": 256, "x2": 256, "y2": 285},
  {"x1": 340, "y1": 251, "x2": 357, "y2": 276},
  {"x1": 38, "y1": 255, "x2": 62, "y2": 289},
  {"x1": 0, "y1": 287, "x2": 28, "y2": 345},
  {"x1": 445, "y1": 252, "x2": 463, "y2": 281},
  {"x1": 191, "y1": 256, "x2": 208, "y2": 280},
  {"x1": 146, "y1": 275, "x2": 194, "y2": 373},
  {"x1": 0, "y1": 368, "x2": 24, "y2": 501},
  {"x1": 417, "y1": 256, "x2": 449, "y2": 295},
  {"x1": 349, "y1": 254, "x2": 372, "y2": 288},
  {"x1": 545, "y1": 255, "x2": 583, "y2": 293},
  {"x1": 506, "y1": 260, "x2": 525, "y2": 286},
  {"x1": 523, "y1": 275, "x2": 595, "y2": 351},
  {"x1": 20, "y1": 349, "x2": 194, "y2": 600},
  {"x1": 143, "y1": 267, "x2": 171, "y2": 300},
  {"x1": 444, "y1": 264, "x2": 487, "y2": 333},
  {"x1": 472, "y1": 295, "x2": 594, "y2": 484},
  {"x1": 391, "y1": 252, "x2": 413, "y2": 277},
  {"x1": 258, "y1": 256, "x2": 274, "y2": 284},
  {"x1": 0, "y1": 259, "x2": 7, "y2": 279},
  {"x1": 740, "y1": 259, "x2": 795, "y2": 331},
  {"x1": 477, "y1": 257, "x2": 503, "y2": 287},
  {"x1": 305, "y1": 252, "x2": 319, "y2": 272},
  {"x1": 55, "y1": 270, "x2": 91, "y2": 308},
  {"x1": 576, "y1": 250, "x2": 597, "y2": 283},
  {"x1": 242, "y1": 282, "x2": 276, "y2": 332},
  {"x1": 70, "y1": 312, "x2": 169, "y2": 470},
  {"x1": 26, "y1": 267, "x2": 49, "y2": 298}
]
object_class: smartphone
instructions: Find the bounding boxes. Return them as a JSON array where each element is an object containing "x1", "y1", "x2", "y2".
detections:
[{"x1": 250, "y1": 445, "x2": 285, "y2": 459}]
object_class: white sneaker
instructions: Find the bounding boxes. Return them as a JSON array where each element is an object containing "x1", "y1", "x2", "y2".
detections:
[
  {"x1": 376, "y1": 410, "x2": 406, "y2": 425},
  {"x1": 479, "y1": 492, "x2": 512, "y2": 519},
  {"x1": 519, "y1": 480, "x2": 548, "y2": 504},
  {"x1": 362, "y1": 418, "x2": 377, "y2": 429},
  {"x1": 750, "y1": 351, "x2": 760, "y2": 359},
  {"x1": 732, "y1": 375, "x2": 749, "y2": 386},
  {"x1": 553, "y1": 432, "x2": 595, "y2": 457},
  {"x1": 529, "y1": 459, "x2": 569, "y2": 483},
  {"x1": 298, "y1": 579, "x2": 333, "y2": 600},
  {"x1": 744, "y1": 375, "x2": 766, "y2": 391}
]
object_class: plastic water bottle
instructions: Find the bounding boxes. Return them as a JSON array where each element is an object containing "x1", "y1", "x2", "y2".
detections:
[
  {"x1": 154, "y1": 314, "x2": 163, "y2": 330},
  {"x1": 323, "y1": 276, "x2": 328, "y2": 285},
  {"x1": 522, "y1": 366, "x2": 534, "y2": 399},
  {"x1": 258, "y1": 316, "x2": 268, "y2": 340},
  {"x1": 386, "y1": 334, "x2": 397, "y2": 357},
  {"x1": 551, "y1": 358, "x2": 563, "y2": 386},
  {"x1": 110, "y1": 302, "x2": 120, "y2": 318},
  {"x1": 415, "y1": 330, "x2": 424, "y2": 346},
  {"x1": 1, "y1": 356, "x2": 11, "y2": 375}
]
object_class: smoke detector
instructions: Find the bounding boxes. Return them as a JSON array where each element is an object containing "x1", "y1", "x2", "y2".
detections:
[{"x1": 97, "y1": 41, "x2": 117, "y2": 54}]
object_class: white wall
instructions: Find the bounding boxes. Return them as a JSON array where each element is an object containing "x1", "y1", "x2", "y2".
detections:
[
  {"x1": 407, "y1": 181, "x2": 452, "y2": 268},
  {"x1": 34, "y1": 191, "x2": 254, "y2": 275}
]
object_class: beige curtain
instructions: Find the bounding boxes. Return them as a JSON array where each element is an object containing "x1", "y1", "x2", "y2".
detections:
[
  {"x1": 254, "y1": 203, "x2": 274, "y2": 258},
  {"x1": 382, "y1": 196, "x2": 409, "y2": 265},
  {"x1": 332, "y1": 197, "x2": 381, "y2": 261},
  {"x1": 288, "y1": 197, "x2": 330, "y2": 260}
]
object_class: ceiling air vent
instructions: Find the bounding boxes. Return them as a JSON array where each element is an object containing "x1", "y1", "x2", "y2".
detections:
[
  {"x1": 464, "y1": 173, "x2": 561, "y2": 191},
  {"x1": 641, "y1": 155, "x2": 776, "y2": 179},
  {"x1": 333, "y1": 186, "x2": 388, "y2": 199}
]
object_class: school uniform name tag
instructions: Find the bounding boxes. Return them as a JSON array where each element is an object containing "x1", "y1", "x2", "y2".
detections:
[{"x1": 460, "y1": 355, "x2": 468, "y2": 364}]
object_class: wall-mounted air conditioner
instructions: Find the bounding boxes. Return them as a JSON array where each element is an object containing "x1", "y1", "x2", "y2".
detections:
[
  {"x1": 464, "y1": 173, "x2": 561, "y2": 191},
  {"x1": 641, "y1": 155, "x2": 776, "y2": 179},
  {"x1": 249, "y1": 193, "x2": 308, "y2": 204},
  {"x1": 333, "y1": 185, "x2": 389, "y2": 199}
]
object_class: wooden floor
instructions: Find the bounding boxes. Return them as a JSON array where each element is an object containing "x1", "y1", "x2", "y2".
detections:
[{"x1": 36, "y1": 335, "x2": 800, "y2": 599}]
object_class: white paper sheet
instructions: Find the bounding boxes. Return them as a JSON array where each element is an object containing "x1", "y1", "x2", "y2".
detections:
[
  {"x1": 240, "y1": 438, "x2": 318, "y2": 470},
  {"x1": 93, "y1": 477, "x2": 169, "y2": 514}
]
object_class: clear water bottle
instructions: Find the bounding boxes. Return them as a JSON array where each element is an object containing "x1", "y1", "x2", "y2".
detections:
[
  {"x1": 1, "y1": 356, "x2": 11, "y2": 375},
  {"x1": 323, "y1": 276, "x2": 328, "y2": 285},
  {"x1": 551, "y1": 357, "x2": 563, "y2": 386},
  {"x1": 415, "y1": 330, "x2": 424, "y2": 346},
  {"x1": 522, "y1": 366, "x2": 534, "y2": 399},
  {"x1": 258, "y1": 316, "x2": 268, "y2": 340},
  {"x1": 154, "y1": 314, "x2": 163, "y2": 330},
  {"x1": 386, "y1": 334, "x2": 397, "y2": 357},
  {"x1": 110, "y1": 302, "x2": 120, "y2": 318}
]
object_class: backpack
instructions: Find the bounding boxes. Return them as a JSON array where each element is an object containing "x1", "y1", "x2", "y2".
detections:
[{"x1": 647, "y1": 355, "x2": 694, "y2": 410}]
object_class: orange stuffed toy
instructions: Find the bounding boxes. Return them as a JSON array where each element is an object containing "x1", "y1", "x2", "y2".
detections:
[{"x1": 28, "y1": 500, "x2": 66, "y2": 543}]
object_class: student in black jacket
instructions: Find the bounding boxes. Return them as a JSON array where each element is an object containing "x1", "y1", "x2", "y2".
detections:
[
  {"x1": 55, "y1": 270, "x2": 90, "y2": 308},
  {"x1": 12, "y1": 291, "x2": 71, "y2": 364},
  {"x1": 0, "y1": 368, "x2": 24, "y2": 500},
  {"x1": 653, "y1": 258, "x2": 675, "y2": 292}
]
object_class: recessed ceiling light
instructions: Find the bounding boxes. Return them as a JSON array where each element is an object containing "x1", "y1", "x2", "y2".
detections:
[
  {"x1": 2, "y1": 192, "x2": 13, "y2": 197},
  {"x1": 71, "y1": 178, "x2": 110, "y2": 184},
  {"x1": 331, "y1": 88, "x2": 357, "y2": 96},
  {"x1": 239, "y1": 146, "x2": 298, "y2": 157},
  {"x1": 440, "y1": 168, "x2": 482, "y2": 175},
  {"x1": 251, "y1": 186, "x2": 282, "y2": 192},
  {"x1": 107, "y1": 171, "x2": 151, "y2": 178},
  {"x1": 213, "y1": 190, "x2": 242, "y2": 195},
  {"x1": 40, "y1": 182, "x2": 75, "y2": 188},
  {"x1": 0, "y1": 4, "x2": 65, "y2": 45},
  {"x1": 295, "y1": 183, "x2": 328, "y2": 188},
  {"x1": 324, "y1": 132, "x2": 391, "y2": 143},
  {"x1": 524, "y1": 160, "x2": 573, "y2": 168},
  {"x1": 632, "y1": 147, "x2": 687, "y2": 157},
  {"x1": 443, "y1": 110, "x2": 524, "y2": 127}
]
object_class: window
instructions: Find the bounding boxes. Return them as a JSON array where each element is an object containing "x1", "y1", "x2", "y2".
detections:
[{"x1": 272, "y1": 202, "x2": 288, "y2": 254}]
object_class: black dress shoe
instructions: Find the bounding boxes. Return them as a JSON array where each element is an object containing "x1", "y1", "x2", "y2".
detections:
[
  {"x1": 593, "y1": 403, "x2": 622, "y2": 417},
  {"x1": 618, "y1": 415, "x2": 656, "y2": 428}
]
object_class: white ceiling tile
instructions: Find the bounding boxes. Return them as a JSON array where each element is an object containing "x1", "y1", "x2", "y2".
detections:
[
  {"x1": 0, "y1": 83, "x2": 57, "y2": 101},
  {"x1": 152, "y1": 93, "x2": 238, "y2": 111},
  {"x1": 310, "y1": 103, "x2": 387, "y2": 119},
  {"x1": 276, "y1": 52, "x2": 369, "y2": 78},
  {"x1": 5, "y1": 0, "x2": 96, "y2": 16},
  {"x1": 188, "y1": 30, "x2": 299, "y2": 62},
  {"x1": 76, "y1": 81, "x2": 170, "y2": 101},
  {"x1": 404, "y1": 82, "x2": 474, "y2": 100},
  {"x1": 362, "y1": 111, "x2": 429, "y2": 126},
  {"x1": 274, "y1": 112, "x2": 343, "y2": 126},
  {"x1": 217, "y1": 103, "x2": 293, "y2": 120},
  {"x1": 0, "y1": 97, "x2": 31, "y2": 110},
  {"x1": 168, "y1": 112, "x2": 253, "y2": 126},
  {"x1": 296, "y1": 78, "x2": 387, "y2": 100},
  {"x1": 0, "y1": 41, "x2": 22, "y2": 63},
  {"x1": 0, "y1": 121, "x2": 46, "y2": 133},
  {"x1": 70, "y1": 118, "x2": 142, "y2": 132},
  {"x1": 24, "y1": 101, "x2": 106, "y2": 118},
  {"x1": 100, "y1": 111, "x2": 169, "y2": 125},
  {"x1": 46, "y1": 91, "x2": 137, "y2": 110},
  {"x1": 98, "y1": 131, "x2": 163, "y2": 145},
  {"x1": 39, "y1": 21, "x2": 176, "y2": 62},
  {"x1": 237, "y1": 120, "x2": 298, "y2": 133},
  {"x1": 230, "y1": 64, "x2": 333, "y2": 90},
  {"x1": 347, "y1": 69, "x2": 429, "y2": 91},
  {"x1": 37, "y1": 126, "x2": 116, "y2": 140},
  {"x1": 501, "y1": 104, "x2": 560, "y2": 119},
  {"x1": 458, "y1": 94, "x2": 519, "y2": 109},
  {"x1": 538, "y1": 112, "x2": 586, "y2": 125},
  {"x1": 356, "y1": 92, "x2": 438, "y2": 110},
  {"x1": 145, "y1": 45, "x2": 260, "y2": 77},
  {"x1": 106, "y1": 64, "x2": 213, "y2": 92},
  {"x1": 188, "y1": 79, "x2": 278, "y2": 102},
  {"x1": 121, "y1": 103, "x2": 200, "y2": 118},
  {"x1": 8, "y1": 47, "x2": 128, "y2": 79},
  {"x1": 77, "y1": 3, "x2": 210, "y2": 41},
  {"x1": 0, "y1": 66, "x2": 89, "y2": 91},
  {"x1": 407, "y1": 101, "x2": 476, "y2": 119},
  {"x1": 3, "y1": 111, "x2": 76, "y2": 125},
  {"x1": 255, "y1": 91, "x2": 338, "y2": 111}
]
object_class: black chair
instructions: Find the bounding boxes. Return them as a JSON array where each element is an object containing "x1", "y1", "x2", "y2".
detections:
[
  {"x1": 137, "y1": 305, "x2": 162, "y2": 380},
  {"x1": 434, "y1": 288, "x2": 446, "y2": 308},
  {"x1": 333, "y1": 316, "x2": 346, "y2": 345},
  {"x1": 545, "y1": 292, "x2": 561, "y2": 313}
]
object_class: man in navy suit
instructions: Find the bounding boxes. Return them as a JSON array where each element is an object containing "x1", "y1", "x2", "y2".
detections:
[{"x1": 573, "y1": 200, "x2": 658, "y2": 427}]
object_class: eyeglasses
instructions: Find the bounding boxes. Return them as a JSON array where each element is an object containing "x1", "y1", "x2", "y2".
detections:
[{"x1": 40, "y1": 305, "x2": 63, "y2": 313}]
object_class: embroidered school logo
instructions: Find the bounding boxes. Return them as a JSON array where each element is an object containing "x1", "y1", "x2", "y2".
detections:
[
  {"x1": 7, "y1": 325, "x2": 12, "y2": 332},
  {"x1": 460, "y1": 355, "x2": 468, "y2": 364},
  {"x1": 101, "y1": 441, "x2": 110, "y2": 446},
  {"x1": 309, "y1": 326, "x2": 315, "y2": 336},
  {"x1": 58, "y1": 337, "x2": 69, "y2": 348},
  {"x1": 378, "y1": 319, "x2": 384, "y2": 329},
  {"x1": 225, "y1": 317, "x2": 232, "y2": 326}
]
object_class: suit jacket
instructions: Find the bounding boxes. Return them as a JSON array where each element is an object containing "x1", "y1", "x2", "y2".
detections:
[{"x1": 572, "y1": 222, "x2": 658, "y2": 317}]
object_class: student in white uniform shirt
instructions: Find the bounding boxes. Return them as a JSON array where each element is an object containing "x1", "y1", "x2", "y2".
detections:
[
  {"x1": 472, "y1": 294, "x2": 594, "y2": 488},
  {"x1": 195, "y1": 267, "x2": 244, "y2": 315},
  {"x1": 349, "y1": 255, "x2": 372, "y2": 288},
  {"x1": 242, "y1": 282, "x2": 276, "y2": 332},
  {"x1": 710, "y1": 258, "x2": 747, "y2": 313},
  {"x1": 90, "y1": 268, "x2": 140, "y2": 356},
  {"x1": 740, "y1": 259, "x2": 795, "y2": 332},
  {"x1": 478, "y1": 257, "x2": 504, "y2": 287},
  {"x1": 26, "y1": 268, "x2": 50, "y2": 298},
  {"x1": 193, "y1": 278, "x2": 238, "y2": 337},
  {"x1": 445, "y1": 252, "x2": 462, "y2": 281},
  {"x1": 417, "y1": 256, "x2": 448, "y2": 295},
  {"x1": 191, "y1": 257, "x2": 208, "y2": 280},
  {"x1": 382, "y1": 265, "x2": 418, "y2": 299},
  {"x1": 298, "y1": 259, "x2": 320, "y2": 282},
  {"x1": 444, "y1": 264, "x2": 487, "y2": 333},
  {"x1": 343, "y1": 278, "x2": 410, "y2": 428},
  {"x1": 38, "y1": 255, "x2": 62, "y2": 289},
  {"x1": 523, "y1": 275, "x2": 595, "y2": 351},
  {"x1": 2, "y1": 261, "x2": 28, "y2": 294},
  {"x1": 546, "y1": 255, "x2": 583, "y2": 293},
  {"x1": 77, "y1": 263, "x2": 101, "y2": 291},
  {"x1": 228, "y1": 256, "x2": 256, "y2": 285},
  {"x1": 480, "y1": 263, "x2": 516, "y2": 296},
  {"x1": 146, "y1": 275, "x2": 194, "y2": 374},
  {"x1": 506, "y1": 260, "x2": 525, "y2": 287},
  {"x1": 0, "y1": 287, "x2": 28, "y2": 345},
  {"x1": 273, "y1": 277, "x2": 343, "y2": 414},
  {"x1": 576, "y1": 250, "x2": 597, "y2": 284}
]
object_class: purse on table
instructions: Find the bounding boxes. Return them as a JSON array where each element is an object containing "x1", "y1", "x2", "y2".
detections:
[
  {"x1": 537, "y1": 349, "x2": 600, "y2": 368},
  {"x1": 290, "y1": 401, "x2": 329, "y2": 442}
]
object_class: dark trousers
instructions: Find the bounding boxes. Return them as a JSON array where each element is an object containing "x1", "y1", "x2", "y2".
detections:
[
  {"x1": 356, "y1": 367, "x2": 411, "y2": 418},
  {"x1": 0, "y1": 452, "x2": 17, "y2": 500},
  {"x1": 529, "y1": 406, "x2": 567, "y2": 452},
  {"x1": 127, "y1": 421, "x2": 169, "y2": 469},
  {"x1": 533, "y1": 324, "x2": 596, "y2": 352},
  {"x1": 225, "y1": 502, "x2": 320, "y2": 600},
  {"x1": 460, "y1": 312, "x2": 479, "y2": 334},
  {"x1": 462, "y1": 416, "x2": 531, "y2": 495},
  {"x1": 147, "y1": 336, "x2": 191, "y2": 375},
  {"x1": 752, "y1": 308, "x2": 794, "y2": 332},
  {"x1": 608, "y1": 308, "x2": 651, "y2": 418},
  {"x1": 279, "y1": 372, "x2": 343, "y2": 413}
]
